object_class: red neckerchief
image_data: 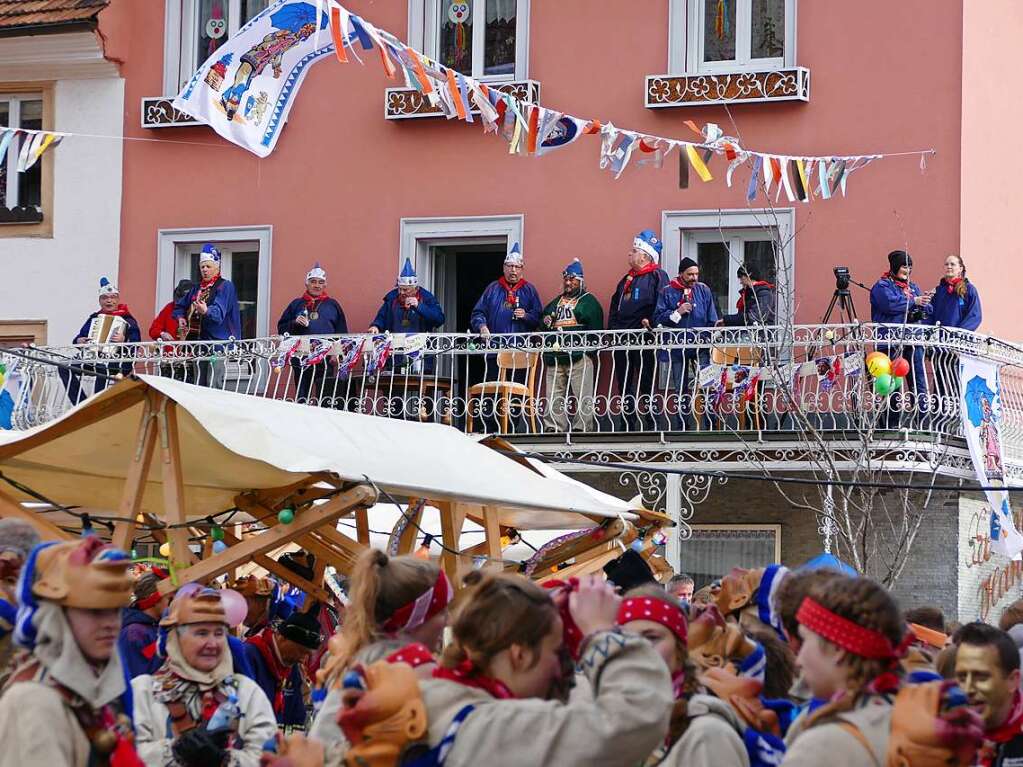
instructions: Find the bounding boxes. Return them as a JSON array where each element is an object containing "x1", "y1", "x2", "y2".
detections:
[
  {"x1": 498, "y1": 277, "x2": 529, "y2": 305},
  {"x1": 883, "y1": 272, "x2": 914, "y2": 300},
  {"x1": 987, "y1": 691, "x2": 1023, "y2": 744},
  {"x1": 432, "y1": 660, "x2": 516, "y2": 700},
  {"x1": 392, "y1": 289, "x2": 421, "y2": 321},
  {"x1": 668, "y1": 279, "x2": 696, "y2": 308},
  {"x1": 386, "y1": 642, "x2": 435, "y2": 669},
  {"x1": 99, "y1": 304, "x2": 131, "y2": 317},
  {"x1": 736, "y1": 281, "x2": 774, "y2": 312},
  {"x1": 302, "y1": 291, "x2": 329, "y2": 313},
  {"x1": 943, "y1": 277, "x2": 963, "y2": 295},
  {"x1": 247, "y1": 628, "x2": 291, "y2": 714},
  {"x1": 620, "y1": 262, "x2": 659, "y2": 304}
]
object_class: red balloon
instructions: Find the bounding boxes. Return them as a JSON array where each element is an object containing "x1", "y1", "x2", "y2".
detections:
[{"x1": 890, "y1": 358, "x2": 910, "y2": 377}]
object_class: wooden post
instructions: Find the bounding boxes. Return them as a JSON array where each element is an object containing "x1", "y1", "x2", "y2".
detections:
[
  {"x1": 355, "y1": 507, "x2": 370, "y2": 545},
  {"x1": 156, "y1": 397, "x2": 192, "y2": 570},
  {"x1": 436, "y1": 501, "x2": 463, "y2": 585},
  {"x1": 392, "y1": 499, "x2": 423, "y2": 556},
  {"x1": 112, "y1": 394, "x2": 158, "y2": 551},
  {"x1": 481, "y1": 505, "x2": 502, "y2": 572}
]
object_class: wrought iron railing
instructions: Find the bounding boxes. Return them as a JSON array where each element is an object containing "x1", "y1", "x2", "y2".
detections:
[{"x1": 4, "y1": 324, "x2": 1022, "y2": 451}]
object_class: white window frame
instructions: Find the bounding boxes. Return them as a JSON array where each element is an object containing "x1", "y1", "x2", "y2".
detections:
[
  {"x1": 0, "y1": 92, "x2": 43, "y2": 211},
  {"x1": 667, "y1": 0, "x2": 796, "y2": 76},
  {"x1": 156, "y1": 225, "x2": 273, "y2": 337},
  {"x1": 409, "y1": 0, "x2": 530, "y2": 82},
  {"x1": 662, "y1": 208, "x2": 794, "y2": 326},
  {"x1": 163, "y1": 0, "x2": 271, "y2": 95}
]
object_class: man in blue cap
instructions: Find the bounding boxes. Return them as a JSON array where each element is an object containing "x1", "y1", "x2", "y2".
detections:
[
  {"x1": 172, "y1": 243, "x2": 241, "y2": 387},
  {"x1": 369, "y1": 259, "x2": 446, "y2": 337},
  {"x1": 277, "y1": 262, "x2": 348, "y2": 406},
  {"x1": 608, "y1": 230, "x2": 669, "y2": 430},
  {"x1": 655, "y1": 256, "x2": 719, "y2": 429},
  {"x1": 469, "y1": 242, "x2": 543, "y2": 337},
  {"x1": 541, "y1": 259, "x2": 604, "y2": 432}
]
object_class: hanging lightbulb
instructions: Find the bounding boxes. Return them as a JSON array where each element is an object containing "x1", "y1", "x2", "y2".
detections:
[
  {"x1": 499, "y1": 535, "x2": 511, "y2": 548},
  {"x1": 415, "y1": 534, "x2": 434, "y2": 560},
  {"x1": 159, "y1": 542, "x2": 172, "y2": 558},
  {"x1": 211, "y1": 525, "x2": 225, "y2": 541},
  {"x1": 212, "y1": 541, "x2": 227, "y2": 554},
  {"x1": 278, "y1": 508, "x2": 295, "y2": 525}
]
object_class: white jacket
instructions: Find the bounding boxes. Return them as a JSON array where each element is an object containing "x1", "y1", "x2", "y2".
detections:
[{"x1": 131, "y1": 673, "x2": 277, "y2": 767}]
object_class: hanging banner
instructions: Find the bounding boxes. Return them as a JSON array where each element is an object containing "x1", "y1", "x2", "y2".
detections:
[
  {"x1": 960, "y1": 355, "x2": 1023, "y2": 560},
  {"x1": 173, "y1": 0, "x2": 334, "y2": 158}
]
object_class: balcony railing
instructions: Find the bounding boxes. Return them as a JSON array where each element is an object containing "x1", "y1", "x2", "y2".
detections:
[{"x1": 5, "y1": 324, "x2": 1023, "y2": 463}]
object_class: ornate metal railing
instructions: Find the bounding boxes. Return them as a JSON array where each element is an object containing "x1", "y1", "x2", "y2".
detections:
[{"x1": 4, "y1": 324, "x2": 1022, "y2": 453}]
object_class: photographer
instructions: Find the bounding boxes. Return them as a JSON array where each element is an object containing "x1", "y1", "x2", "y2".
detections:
[{"x1": 870, "y1": 250, "x2": 933, "y2": 427}]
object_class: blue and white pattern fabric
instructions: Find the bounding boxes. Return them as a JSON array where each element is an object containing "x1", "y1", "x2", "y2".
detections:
[{"x1": 756, "y1": 564, "x2": 790, "y2": 640}]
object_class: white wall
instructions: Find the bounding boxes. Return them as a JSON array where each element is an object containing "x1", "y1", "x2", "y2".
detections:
[{"x1": 0, "y1": 76, "x2": 125, "y2": 344}]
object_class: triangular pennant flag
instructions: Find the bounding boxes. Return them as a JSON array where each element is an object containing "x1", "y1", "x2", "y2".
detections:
[
  {"x1": 16, "y1": 132, "x2": 39, "y2": 173},
  {"x1": 678, "y1": 147, "x2": 690, "y2": 189},
  {"x1": 0, "y1": 130, "x2": 15, "y2": 167},
  {"x1": 526, "y1": 104, "x2": 540, "y2": 154},
  {"x1": 685, "y1": 143, "x2": 712, "y2": 182},
  {"x1": 446, "y1": 68, "x2": 466, "y2": 120},
  {"x1": 349, "y1": 14, "x2": 375, "y2": 50},
  {"x1": 747, "y1": 155, "x2": 763, "y2": 201},
  {"x1": 536, "y1": 115, "x2": 586, "y2": 156},
  {"x1": 791, "y1": 159, "x2": 807, "y2": 202},
  {"x1": 818, "y1": 158, "x2": 832, "y2": 200},
  {"x1": 378, "y1": 41, "x2": 398, "y2": 79},
  {"x1": 828, "y1": 159, "x2": 847, "y2": 196},
  {"x1": 456, "y1": 72, "x2": 473, "y2": 123},
  {"x1": 778, "y1": 158, "x2": 796, "y2": 202}
]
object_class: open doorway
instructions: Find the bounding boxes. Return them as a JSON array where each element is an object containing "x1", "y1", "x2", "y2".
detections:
[{"x1": 433, "y1": 243, "x2": 506, "y2": 333}]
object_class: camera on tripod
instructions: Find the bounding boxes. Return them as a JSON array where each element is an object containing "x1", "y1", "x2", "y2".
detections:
[{"x1": 834, "y1": 266, "x2": 851, "y2": 291}]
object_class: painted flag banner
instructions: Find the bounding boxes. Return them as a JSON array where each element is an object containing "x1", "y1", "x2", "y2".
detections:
[
  {"x1": 960, "y1": 355, "x2": 1023, "y2": 559},
  {"x1": 173, "y1": 0, "x2": 335, "y2": 158},
  {"x1": 0, "y1": 127, "x2": 64, "y2": 171}
]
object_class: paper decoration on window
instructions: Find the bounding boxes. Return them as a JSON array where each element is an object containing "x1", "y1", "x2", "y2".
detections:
[{"x1": 0, "y1": 126, "x2": 65, "y2": 172}]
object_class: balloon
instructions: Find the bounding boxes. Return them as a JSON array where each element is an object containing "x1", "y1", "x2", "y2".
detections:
[
  {"x1": 219, "y1": 588, "x2": 248, "y2": 628},
  {"x1": 891, "y1": 375, "x2": 904, "y2": 391},
  {"x1": 865, "y1": 351, "x2": 884, "y2": 366},
  {"x1": 212, "y1": 540, "x2": 227, "y2": 554},
  {"x1": 159, "y1": 542, "x2": 171, "y2": 558},
  {"x1": 867, "y1": 354, "x2": 892, "y2": 378},
  {"x1": 873, "y1": 373, "x2": 895, "y2": 395},
  {"x1": 890, "y1": 357, "x2": 910, "y2": 377},
  {"x1": 175, "y1": 582, "x2": 203, "y2": 601},
  {"x1": 278, "y1": 508, "x2": 295, "y2": 524}
]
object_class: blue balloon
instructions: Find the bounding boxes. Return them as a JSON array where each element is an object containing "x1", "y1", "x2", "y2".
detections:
[{"x1": 212, "y1": 540, "x2": 227, "y2": 554}]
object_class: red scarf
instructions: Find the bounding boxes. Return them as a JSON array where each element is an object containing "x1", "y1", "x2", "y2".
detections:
[
  {"x1": 668, "y1": 279, "x2": 695, "y2": 308},
  {"x1": 498, "y1": 277, "x2": 529, "y2": 306},
  {"x1": 303, "y1": 291, "x2": 329, "y2": 313},
  {"x1": 621, "y1": 262, "x2": 659, "y2": 297},
  {"x1": 247, "y1": 628, "x2": 291, "y2": 714},
  {"x1": 943, "y1": 277, "x2": 963, "y2": 294},
  {"x1": 987, "y1": 691, "x2": 1023, "y2": 744},
  {"x1": 883, "y1": 271, "x2": 914, "y2": 300},
  {"x1": 99, "y1": 304, "x2": 132, "y2": 317},
  {"x1": 432, "y1": 660, "x2": 515, "y2": 700},
  {"x1": 736, "y1": 281, "x2": 774, "y2": 312}
]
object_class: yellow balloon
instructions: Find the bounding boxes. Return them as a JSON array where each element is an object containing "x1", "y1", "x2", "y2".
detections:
[
  {"x1": 867, "y1": 355, "x2": 892, "y2": 377},
  {"x1": 159, "y1": 542, "x2": 171, "y2": 558}
]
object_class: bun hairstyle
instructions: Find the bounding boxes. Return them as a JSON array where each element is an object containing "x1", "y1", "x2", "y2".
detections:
[
  {"x1": 440, "y1": 572, "x2": 558, "y2": 674},
  {"x1": 324, "y1": 549, "x2": 441, "y2": 679}
]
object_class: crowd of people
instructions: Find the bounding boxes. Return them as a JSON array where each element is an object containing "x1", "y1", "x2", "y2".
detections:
[
  {"x1": 3, "y1": 517, "x2": 1023, "y2": 766},
  {"x1": 61, "y1": 234, "x2": 983, "y2": 428}
]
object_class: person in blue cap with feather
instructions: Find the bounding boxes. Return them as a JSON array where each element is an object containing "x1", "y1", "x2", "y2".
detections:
[
  {"x1": 609, "y1": 229, "x2": 669, "y2": 431},
  {"x1": 277, "y1": 262, "x2": 348, "y2": 406}
]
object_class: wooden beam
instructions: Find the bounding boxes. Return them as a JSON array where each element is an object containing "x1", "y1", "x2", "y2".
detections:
[
  {"x1": 295, "y1": 533, "x2": 359, "y2": 574},
  {"x1": 0, "y1": 483, "x2": 72, "y2": 541},
  {"x1": 157, "y1": 398, "x2": 192, "y2": 568},
  {"x1": 481, "y1": 505, "x2": 502, "y2": 572},
  {"x1": 159, "y1": 484, "x2": 375, "y2": 592},
  {"x1": 111, "y1": 394, "x2": 158, "y2": 550},
  {"x1": 537, "y1": 548, "x2": 622, "y2": 583},
  {"x1": 437, "y1": 502, "x2": 464, "y2": 585},
  {"x1": 355, "y1": 507, "x2": 369, "y2": 545},
  {"x1": 392, "y1": 499, "x2": 423, "y2": 556},
  {"x1": 526, "y1": 519, "x2": 629, "y2": 575},
  {"x1": 220, "y1": 529, "x2": 330, "y2": 602},
  {"x1": 0, "y1": 380, "x2": 147, "y2": 461}
]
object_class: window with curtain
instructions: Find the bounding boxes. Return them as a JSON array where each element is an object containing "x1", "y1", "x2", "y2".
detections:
[
  {"x1": 682, "y1": 0, "x2": 793, "y2": 74},
  {"x1": 678, "y1": 527, "x2": 779, "y2": 590},
  {"x1": 436, "y1": 0, "x2": 524, "y2": 80},
  {"x1": 0, "y1": 93, "x2": 44, "y2": 221}
]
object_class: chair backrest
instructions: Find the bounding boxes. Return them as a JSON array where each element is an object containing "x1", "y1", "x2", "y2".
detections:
[
  {"x1": 496, "y1": 350, "x2": 538, "y2": 371},
  {"x1": 711, "y1": 345, "x2": 762, "y2": 366}
]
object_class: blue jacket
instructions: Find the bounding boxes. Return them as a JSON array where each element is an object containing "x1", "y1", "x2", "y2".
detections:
[
  {"x1": 118, "y1": 607, "x2": 161, "y2": 680},
  {"x1": 870, "y1": 276, "x2": 932, "y2": 325},
  {"x1": 243, "y1": 641, "x2": 307, "y2": 727},
  {"x1": 276, "y1": 296, "x2": 348, "y2": 336},
  {"x1": 172, "y1": 278, "x2": 242, "y2": 341},
  {"x1": 654, "y1": 281, "x2": 719, "y2": 330},
  {"x1": 470, "y1": 280, "x2": 543, "y2": 334},
  {"x1": 929, "y1": 280, "x2": 981, "y2": 331},
  {"x1": 74, "y1": 311, "x2": 142, "y2": 344},
  {"x1": 371, "y1": 288, "x2": 445, "y2": 333},
  {"x1": 609, "y1": 268, "x2": 670, "y2": 329}
]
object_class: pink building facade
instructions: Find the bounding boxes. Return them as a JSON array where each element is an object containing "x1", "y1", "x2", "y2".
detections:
[{"x1": 97, "y1": 0, "x2": 983, "y2": 341}]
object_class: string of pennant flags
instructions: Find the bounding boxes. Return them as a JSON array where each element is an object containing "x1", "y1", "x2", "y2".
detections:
[
  {"x1": 313, "y1": 0, "x2": 934, "y2": 202},
  {"x1": 0, "y1": 125, "x2": 65, "y2": 173}
]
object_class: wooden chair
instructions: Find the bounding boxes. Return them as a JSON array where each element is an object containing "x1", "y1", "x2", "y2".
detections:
[
  {"x1": 694, "y1": 344, "x2": 764, "y2": 431},
  {"x1": 466, "y1": 351, "x2": 539, "y2": 434}
]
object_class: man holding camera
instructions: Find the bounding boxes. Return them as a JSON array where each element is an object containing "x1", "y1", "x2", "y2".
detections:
[{"x1": 870, "y1": 250, "x2": 933, "y2": 426}]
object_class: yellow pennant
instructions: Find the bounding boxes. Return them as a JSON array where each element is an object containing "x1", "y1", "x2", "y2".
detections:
[{"x1": 685, "y1": 144, "x2": 712, "y2": 182}]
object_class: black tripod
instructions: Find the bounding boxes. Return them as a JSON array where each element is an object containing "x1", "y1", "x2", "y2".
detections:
[{"x1": 821, "y1": 286, "x2": 858, "y2": 325}]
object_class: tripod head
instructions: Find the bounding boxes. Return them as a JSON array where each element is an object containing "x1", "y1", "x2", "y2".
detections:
[{"x1": 834, "y1": 266, "x2": 851, "y2": 292}]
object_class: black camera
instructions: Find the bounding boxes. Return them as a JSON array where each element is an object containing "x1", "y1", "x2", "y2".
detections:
[{"x1": 834, "y1": 266, "x2": 851, "y2": 291}]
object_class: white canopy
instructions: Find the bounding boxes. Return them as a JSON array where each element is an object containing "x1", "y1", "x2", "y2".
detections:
[{"x1": 0, "y1": 376, "x2": 637, "y2": 530}]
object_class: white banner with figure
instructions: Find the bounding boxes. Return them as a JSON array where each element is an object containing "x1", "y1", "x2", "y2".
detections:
[
  {"x1": 173, "y1": 0, "x2": 334, "y2": 157},
  {"x1": 960, "y1": 355, "x2": 1023, "y2": 559}
]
